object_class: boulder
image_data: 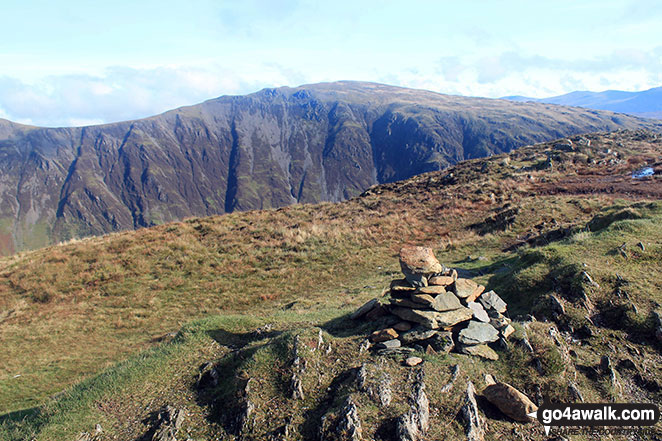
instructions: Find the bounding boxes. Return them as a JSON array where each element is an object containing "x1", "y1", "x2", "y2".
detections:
[
  {"x1": 351, "y1": 299, "x2": 380, "y2": 320},
  {"x1": 431, "y1": 292, "x2": 463, "y2": 312},
  {"x1": 460, "y1": 344, "x2": 499, "y2": 361},
  {"x1": 478, "y1": 291, "x2": 507, "y2": 314},
  {"x1": 467, "y1": 302, "x2": 490, "y2": 323},
  {"x1": 458, "y1": 321, "x2": 499, "y2": 345},
  {"x1": 482, "y1": 382, "x2": 538, "y2": 422},
  {"x1": 370, "y1": 328, "x2": 399, "y2": 343},
  {"x1": 428, "y1": 275, "x2": 454, "y2": 286},
  {"x1": 399, "y1": 246, "x2": 443, "y2": 287}
]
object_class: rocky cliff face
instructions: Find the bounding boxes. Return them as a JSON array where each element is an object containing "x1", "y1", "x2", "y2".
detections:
[{"x1": 1, "y1": 81, "x2": 661, "y2": 253}]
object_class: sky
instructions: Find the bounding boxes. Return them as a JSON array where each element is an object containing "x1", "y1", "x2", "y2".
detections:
[{"x1": 0, "y1": 0, "x2": 661, "y2": 127}]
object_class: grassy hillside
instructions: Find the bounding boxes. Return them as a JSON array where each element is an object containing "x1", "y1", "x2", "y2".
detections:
[{"x1": 1, "y1": 130, "x2": 662, "y2": 440}]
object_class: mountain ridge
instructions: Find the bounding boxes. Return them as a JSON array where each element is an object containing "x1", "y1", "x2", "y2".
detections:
[
  {"x1": 2, "y1": 81, "x2": 662, "y2": 254},
  {"x1": 504, "y1": 85, "x2": 662, "y2": 119}
]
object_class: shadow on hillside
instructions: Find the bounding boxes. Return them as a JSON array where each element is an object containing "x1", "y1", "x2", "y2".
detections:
[
  {"x1": 321, "y1": 312, "x2": 386, "y2": 338},
  {"x1": 0, "y1": 406, "x2": 44, "y2": 439},
  {"x1": 205, "y1": 327, "x2": 282, "y2": 349}
]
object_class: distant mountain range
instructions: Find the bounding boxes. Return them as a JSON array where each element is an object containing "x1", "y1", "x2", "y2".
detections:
[
  {"x1": 504, "y1": 86, "x2": 662, "y2": 119},
  {"x1": 1, "y1": 81, "x2": 661, "y2": 254}
]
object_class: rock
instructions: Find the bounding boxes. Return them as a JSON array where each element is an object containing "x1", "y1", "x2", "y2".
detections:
[
  {"x1": 399, "y1": 246, "x2": 443, "y2": 287},
  {"x1": 568, "y1": 382, "x2": 584, "y2": 402},
  {"x1": 351, "y1": 299, "x2": 380, "y2": 320},
  {"x1": 396, "y1": 412, "x2": 421, "y2": 441},
  {"x1": 429, "y1": 275, "x2": 455, "y2": 286},
  {"x1": 581, "y1": 271, "x2": 600, "y2": 288},
  {"x1": 377, "y1": 347, "x2": 416, "y2": 357},
  {"x1": 467, "y1": 302, "x2": 490, "y2": 322},
  {"x1": 519, "y1": 336, "x2": 534, "y2": 353},
  {"x1": 478, "y1": 291, "x2": 507, "y2": 314},
  {"x1": 396, "y1": 371, "x2": 429, "y2": 441},
  {"x1": 460, "y1": 344, "x2": 499, "y2": 360},
  {"x1": 488, "y1": 311, "x2": 511, "y2": 330},
  {"x1": 400, "y1": 327, "x2": 438, "y2": 344},
  {"x1": 393, "y1": 321, "x2": 413, "y2": 332},
  {"x1": 466, "y1": 285, "x2": 486, "y2": 303},
  {"x1": 451, "y1": 278, "x2": 479, "y2": 299},
  {"x1": 390, "y1": 298, "x2": 429, "y2": 309},
  {"x1": 440, "y1": 364, "x2": 460, "y2": 393},
  {"x1": 482, "y1": 382, "x2": 538, "y2": 422},
  {"x1": 431, "y1": 292, "x2": 463, "y2": 312},
  {"x1": 600, "y1": 355, "x2": 612, "y2": 372},
  {"x1": 291, "y1": 374, "x2": 304, "y2": 400},
  {"x1": 376, "y1": 339, "x2": 401, "y2": 350},
  {"x1": 197, "y1": 362, "x2": 220, "y2": 389},
  {"x1": 484, "y1": 374, "x2": 496, "y2": 386},
  {"x1": 416, "y1": 285, "x2": 446, "y2": 294},
  {"x1": 391, "y1": 279, "x2": 417, "y2": 291},
  {"x1": 458, "y1": 321, "x2": 499, "y2": 345},
  {"x1": 336, "y1": 397, "x2": 362, "y2": 441},
  {"x1": 370, "y1": 328, "x2": 399, "y2": 343},
  {"x1": 549, "y1": 294, "x2": 565, "y2": 316},
  {"x1": 391, "y1": 307, "x2": 439, "y2": 329},
  {"x1": 364, "y1": 304, "x2": 388, "y2": 320},
  {"x1": 435, "y1": 307, "x2": 474, "y2": 328},
  {"x1": 377, "y1": 374, "x2": 393, "y2": 407},
  {"x1": 459, "y1": 381, "x2": 485, "y2": 441},
  {"x1": 427, "y1": 331, "x2": 454, "y2": 353},
  {"x1": 410, "y1": 293, "x2": 435, "y2": 306},
  {"x1": 405, "y1": 357, "x2": 423, "y2": 367},
  {"x1": 501, "y1": 324, "x2": 515, "y2": 339},
  {"x1": 151, "y1": 406, "x2": 185, "y2": 441}
]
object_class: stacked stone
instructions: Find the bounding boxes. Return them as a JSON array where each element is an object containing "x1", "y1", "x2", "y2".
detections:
[{"x1": 353, "y1": 246, "x2": 514, "y2": 361}]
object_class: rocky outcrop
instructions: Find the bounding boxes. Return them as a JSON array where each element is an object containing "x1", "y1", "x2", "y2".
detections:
[
  {"x1": 395, "y1": 370, "x2": 429, "y2": 441},
  {"x1": 150, "y1": 406, "x2": 185, "y2": 441},
  {"x1": 459, "y1": 381, "x2": 484, "y2": 441}
]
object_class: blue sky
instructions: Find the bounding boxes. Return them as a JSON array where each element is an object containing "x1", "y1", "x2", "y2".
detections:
[{"x1": 1, "y1": 0, "x2": 661, "y2": 127}]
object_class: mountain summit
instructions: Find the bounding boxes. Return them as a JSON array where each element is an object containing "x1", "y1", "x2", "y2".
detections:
[{"x1": 1, "y1": 81, "x2": 661, "y2": 253}]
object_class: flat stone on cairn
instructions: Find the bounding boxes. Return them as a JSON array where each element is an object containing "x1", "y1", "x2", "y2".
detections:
[
  {"x1": 352, "y1": 245, "x2": 513, "y2": 361},
  {"x1": 399, "y1": 245, "x2": 443, "y2": 287}
]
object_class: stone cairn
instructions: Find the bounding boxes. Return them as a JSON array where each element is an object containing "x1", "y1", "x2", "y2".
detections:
[{"x1": 352, "y1": 245, "x2": 514, "y2": 361}]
